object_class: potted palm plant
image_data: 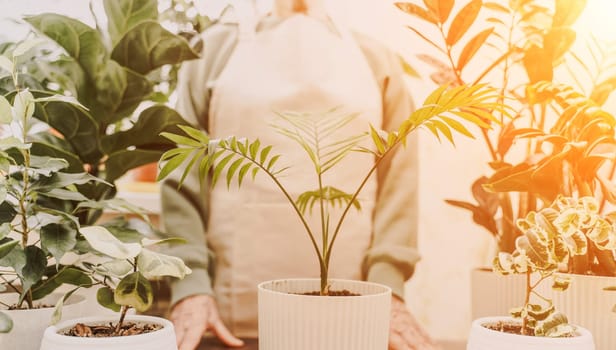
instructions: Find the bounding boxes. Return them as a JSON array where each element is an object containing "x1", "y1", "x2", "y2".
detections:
[
  {"x1": 467, "y1": 196, "x2": 600, "y2": 349},
  {"x1": 396, "y1": 0, "x2": 616, "y2": 337},
  {"x1": 158, "y1": 78, "x2": 504, "y2": 349}
]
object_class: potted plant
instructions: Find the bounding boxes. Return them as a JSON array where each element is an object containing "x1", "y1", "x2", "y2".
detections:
[
  {"x1": 158, "y1": 79, "x2": 503, "y2": 348},
  {"x1": 38, "y1": 224, "x2": 192, "y2": 350},
  {"x1": 395, "y1": 0, "x2": 616, "y2": 328},
  {"x1": 0, "y1": 41, "x2": 99, "y2": 350},
  {"x1": 1, "y1": 0, "x2": 198, "y2": 316},
  {"x1": 467, "y1": 196, "x2": 600, "y2": 349}
]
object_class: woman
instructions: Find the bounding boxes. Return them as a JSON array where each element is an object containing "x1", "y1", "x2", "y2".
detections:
[{"x1": 161, "y1": 1, "x2": 437, "y2": 349}]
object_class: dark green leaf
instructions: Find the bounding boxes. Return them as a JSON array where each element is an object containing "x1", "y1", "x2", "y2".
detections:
[
  {"x1": 40, "y1": 223, "x2": 77, "y2": 263},
  {"x1": 20, "y1": 246, "x2": 47, "y2": 298},
  {"x1": 97, "y1": 286, "x2": 122, "y2": 312},
  {"x1": 0, "y1": 202, "x2": 16, "y2": 223},
  {"x1": 105, "y1": 149, "x2": 163, "y2": 182},
  {"x1": 112, "y1": 21, "x2": 199, "y2": 75},
  {"x1": 31, "y1": 267, "x2": 92, "y2": 300}
]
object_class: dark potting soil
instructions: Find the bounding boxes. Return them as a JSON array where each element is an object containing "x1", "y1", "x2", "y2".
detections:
[
  {"x1": 301, "y1": 289, "x2": 360, "y2": 296},
  {"x1": 483, "y1": 321, "x2": 535, "y2": 336},
  {"x1": 7, "y1": 303, "x2": 53, "y2": 310},
  {"x1": 64, "y1": 322, "x2": 162, "y2": 337}
]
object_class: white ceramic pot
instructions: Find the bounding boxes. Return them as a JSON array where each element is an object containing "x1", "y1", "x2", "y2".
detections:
[
  {"x1": 258, "y1": 278, "x2": 391, "y2": 350},
  {"x1": 467, "y1": 316, "x2": 595, "y2": 350},
  {"x1": 0, "y1": 293, "x2": 85, "y2": 350},
  {"x1": 470, "y1": 268, "x2": 527, "y2": 320},
  {"x1": 39, "y1": 315, "x2": 177, "y2": 350},
  {"x1": 548, "y1": 273, "x2": 616, "y2": 350}
]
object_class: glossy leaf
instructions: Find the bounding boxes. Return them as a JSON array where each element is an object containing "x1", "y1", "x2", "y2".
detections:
[
  {"x1": 446, "y1": 0, "x2": 482, "y2": 46},
  {"x1": 105, "y1": 148, "x2": 163, "y2": 182},
  {"x1": 32, "y1": 267, "x2": 92, "y2": 300},
  {"x1": 21, "y1": 246, "x2": 47, "y2": 296},
  {"x1": 111, "y1": 21, "x2": 199, "y2": 75},
  {"x1": 104, "y1": 0, "x2": 158, "y2": 46},
  {"x1": 114, "y1": 271, "x2": 153, "y2": 312}
]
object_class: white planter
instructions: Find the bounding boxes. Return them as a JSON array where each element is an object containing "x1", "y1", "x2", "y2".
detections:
[
  {"x1": 0, "y1": 293, "x2": 85, "y2": 350},
  {"x1": 467, "y1": 317, "x2": 595, "y2": 350},
  {"x1": 549, "y1": 273, "x2": 616, "y2": 350},
  {"x1": 258, "y1": 278, "x2": 391, "y2": 350},
  {"x1": 470, "y1": 268, "x2": 527, "y2": 319},
  {"x1": 39, "y1": 315, "x2": 177, "y2": 350}
]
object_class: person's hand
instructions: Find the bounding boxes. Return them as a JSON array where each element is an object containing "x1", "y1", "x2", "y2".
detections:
[
  {"x1": 389, "y1": 296, "x2": 440, "y2": 350},
  {"x1": 170, "y1": 294, "x2": 244, "y2": 350}
]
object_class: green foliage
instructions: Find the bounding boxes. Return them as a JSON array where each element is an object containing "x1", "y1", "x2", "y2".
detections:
[
  {"x1": 0, "y1": 0, "x2": 198, "y2": 228},
  {"x1": 398, "y1": 1, "x2": 616, "y2": 274},
  {"x1": 159, "y1": 84, "x2": 503, "y2": 295},
  {"x1": 493, "y1": 195, "x2": 616, "y2": 336}
]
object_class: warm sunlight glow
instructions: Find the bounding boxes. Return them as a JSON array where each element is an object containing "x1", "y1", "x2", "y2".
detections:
[{"x1": 575, "y1": 0, "x2": 616, "y2": 41}]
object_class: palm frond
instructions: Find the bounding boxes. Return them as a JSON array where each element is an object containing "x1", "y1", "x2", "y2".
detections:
[{"x1": 296, "y1": 186, "x2": 361, "y2": 215}]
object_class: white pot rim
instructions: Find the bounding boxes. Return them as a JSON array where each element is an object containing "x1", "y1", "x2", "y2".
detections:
[
  {"x1": 42, "y1": 315, "x2": 173, "y2": 345},
  {"x1": 472, "y1": 316, "x2": 594, "y2": 344},
  {"x1": 258, "y1": 278, "x2": 391, "y2": 298}
]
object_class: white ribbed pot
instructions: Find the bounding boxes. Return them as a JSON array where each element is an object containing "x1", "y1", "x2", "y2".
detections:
[
  {"x1": 470, "y1": 268, "x2": 527, "y2": 319},
  {"x1": 258, "y1": 278, "x2": 391, "y2": 350},
  {"x1": 549, "y1": 273, "x2": 616, "y2": 350},
  {"x1": 39, "y1": 315, "x2": 177, "y2": 350},
  {"x1": 467, "y1": 317, "x2": 595, "y2": 350},
  {"x1": 0, "y1": 293, "x2": 85, "y2": 350}
]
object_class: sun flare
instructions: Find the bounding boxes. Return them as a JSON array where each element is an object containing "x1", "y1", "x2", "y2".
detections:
[{"x1": 575, "y1": 0, "x2": 616, "y2": 40}]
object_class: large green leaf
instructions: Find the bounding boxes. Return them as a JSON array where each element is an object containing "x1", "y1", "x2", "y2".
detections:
[
  {"x1": 112, "y1": 68, "x2": 153, "y2": 120},
  {"x1": 0, "y1": 238, "x2": 19, "y2": 260},
  {"x1": 0, "y1": 202, "x2": 16, "y2": 223},
  {"x1": 101, "y1": 105, "x2": 188, "y2": 154},
  {"x1": 35, "y1": 100, "x2": 101, "y2": 164},
  {"x1": 105, "y1": 148, "x2": 163, "y2": 182},
  {"x1": 30, "y1": 140, "x2": 83, "y2": 173},
  {"x1": 25, "y1": 14, "x2": 107, "y2": 79},
  {"x1": 33, "y1": 56, "x2": 86, "y2": 98},
  {"x1": 31, "y1": 267, "x2": 92, "y2": 300},
  {"x1": 111, "y1": 21, "x2": 199, "y2": 75},
  {"x1": 93, "y1": 60, "x2": 126, "y2": 119},
  {"x1": 104, "y1": 0, "x2": 158, "y2": 46},
  {"x1": 114, "y1": 271, "x2": 153, "y2": 312},
  {"x1": 40, "y1": 223, "x2": 77, "y2": 263},
  {"x1": 20, "y1": 246, "x2": 47, "y2": 297}
]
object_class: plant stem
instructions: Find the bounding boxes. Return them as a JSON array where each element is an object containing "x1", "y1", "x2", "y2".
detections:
[{"x1": 115, "y1": 305, "x2": 128, "y2": 333}]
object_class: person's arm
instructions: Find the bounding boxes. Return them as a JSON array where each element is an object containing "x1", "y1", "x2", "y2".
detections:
[
  {"x1": 356, "y1": 34, "x2": 421, "y2": 300},
  {"x1": 160, "y1": 23, "x2": 239, "y2": 306}
]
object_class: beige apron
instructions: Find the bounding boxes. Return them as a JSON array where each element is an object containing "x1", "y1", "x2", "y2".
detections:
[{"x1": 207, "y1": 14, "x2": 383, "y2": 337}]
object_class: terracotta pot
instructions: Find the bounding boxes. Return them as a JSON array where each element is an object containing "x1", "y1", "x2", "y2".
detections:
[
  {"x1": 39, "y1": 315, "x2": 177, "y2": 350},
  {"x1": 131, "y1": 163, "x2": 158, "y2": 182},
  {"x1": 0, "y1": 293, "x2": 85, "y2": 350},
  {"x1": 548, "y1": 273, "x2": 616, "y2": 350},
  {"x1": 258, "y1": 278, "x2": 391, "y2": 350},
  {"x1": 470, "y1": 268, "x2": 527, "y2": 320},
  {"x1": 467, "y1": 316, "x2": 595, "y2": 350}
]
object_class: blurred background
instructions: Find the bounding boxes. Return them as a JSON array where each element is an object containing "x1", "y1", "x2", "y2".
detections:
[{"x1": 1, "y1": 0, "x2": 615, "y2": 343}]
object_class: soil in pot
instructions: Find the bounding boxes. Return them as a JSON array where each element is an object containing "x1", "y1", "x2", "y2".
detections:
[
  {"x1": 301, "y1": 289, "x2": 359, "y2": 296},
  {"x1": 64, "y1": 321, "x2": 162, "y2": 337},
  {"x1": 482, "y1": 320, "x2": 575, "y2": 337}
]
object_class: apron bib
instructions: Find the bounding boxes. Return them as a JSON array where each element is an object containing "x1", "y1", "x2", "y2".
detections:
[{"x1": 207, "y1": 14, "x2": 382, "y2": 336}]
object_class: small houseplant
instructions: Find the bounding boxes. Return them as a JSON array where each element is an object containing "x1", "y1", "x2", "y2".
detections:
[
  {"x1": 0, "y1": 40, "x2": 100, "y2": 350},
  {"x1": 159, "y1": 81, "x2": 504, "y2": 349},
  {"x1": 467, "y1": 196, "x2": 601, "y2": 349},
  {"x1": 38, "y1": 224, "x2": 191, "y2": 350}
]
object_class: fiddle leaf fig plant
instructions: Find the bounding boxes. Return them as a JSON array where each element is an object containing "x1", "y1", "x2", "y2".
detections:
[
  {"x1": 158, "y1": 84, "x2": 505, "y2": 295},
  {"x1": 493, "y1": 195, "x2": 616, "y2": 336},
  {"x1": 1, "y1": 0, "x2": 198, "y2": 227}
]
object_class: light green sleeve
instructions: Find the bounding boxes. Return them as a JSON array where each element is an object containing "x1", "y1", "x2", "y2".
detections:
[
  {"x1": 160, "y1": 23, "x2": 238, "y2": 306},
  {"x1": 356, "y1": 34, "x2": 421, "y2": 300}
]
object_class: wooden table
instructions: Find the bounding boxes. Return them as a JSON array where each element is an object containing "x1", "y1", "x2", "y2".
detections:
[{"x1": 198, "y1": 338, "x2": 466, "y2": 349}]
